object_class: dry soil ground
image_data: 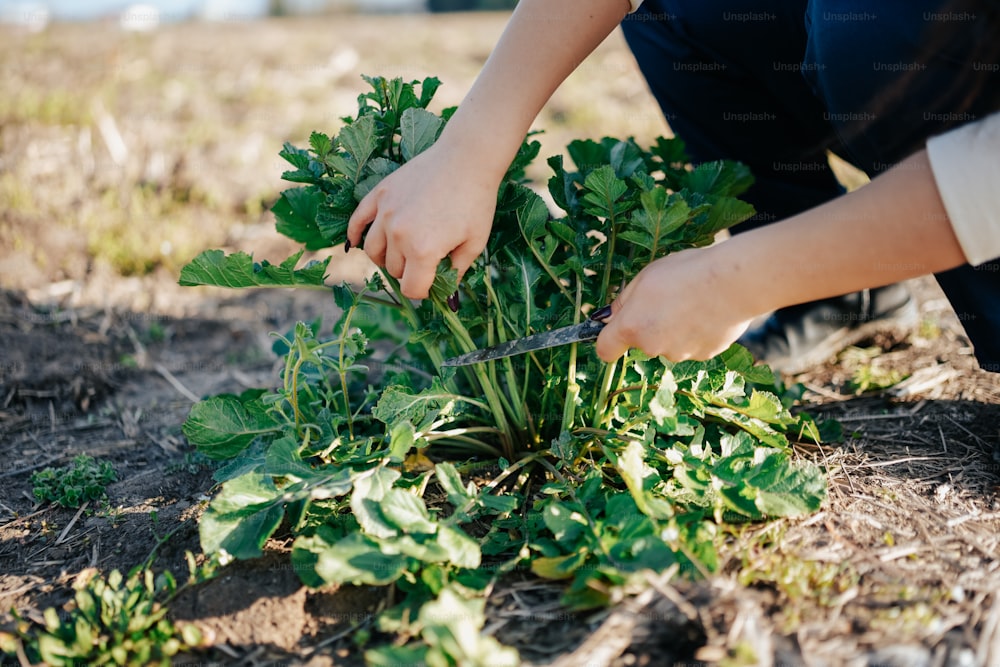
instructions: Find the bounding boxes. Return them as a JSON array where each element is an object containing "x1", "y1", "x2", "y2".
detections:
[{"x1": 2, "y1": 12, "x2": 1000, "y2": 667}]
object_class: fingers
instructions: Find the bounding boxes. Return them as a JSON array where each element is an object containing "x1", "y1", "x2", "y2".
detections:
[
  {"x1": 595, "y1": 321, "x2": 630, "y2": 362},
  {"x1": 448, "y1": 240, "x2": 480, "y2": 282},
  {"x1": 385, "y1": 246, "x2": 406, "y2": 281},
  {"x1": 399, "y1": 257, "x2": 438, "y2": 300},
  {"x1": 595, "y1": 295, "x2": 628, "y2": 362},
  {"x1": 363, "y1": 220, "x2": 387, "y2": 267},
  {"x1": 347, "y1": 191, "x2": 377, "y2": 248}
]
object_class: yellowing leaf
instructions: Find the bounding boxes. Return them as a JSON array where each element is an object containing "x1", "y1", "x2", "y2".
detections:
[{"x1": 531, "y1": 551, "x2": 588, "y2": 580}]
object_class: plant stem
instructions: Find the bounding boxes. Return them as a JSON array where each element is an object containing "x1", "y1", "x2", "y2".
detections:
[
  {"x1": 561, "y1": 281, "x2": 583, "y2": 432},
  {"x1": 600, "y1": 210, "x2": 619, "y2": 308},
  {"x1": 437, "y1": 304, "x2": 518, "y2": 460},
  {"x1": 337, "y1": 290, "x2": 369, "y2": 440},
  {"x1": 482, "y1": 274, "x2": 528, "y2": 432},
  {"x1": 524, "y1": 237, "x2": 575, "y2": 307},
  {"x1": 593, "y1": 359, "x2": 618, "y2": 429}
]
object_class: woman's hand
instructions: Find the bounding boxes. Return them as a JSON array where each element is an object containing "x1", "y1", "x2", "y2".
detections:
[
  {"x1": 595, "y1": 246, "x2": 756, "y2": 362},
  {"x1": 346, "y1": 141, "x2": 499, "y2": 299},
  {"x1": 596, "y1": 149, "x2": 969, "y2": 364},
  {"x1": 345, "y1": 0, "x2": 629, "y2": 300}
]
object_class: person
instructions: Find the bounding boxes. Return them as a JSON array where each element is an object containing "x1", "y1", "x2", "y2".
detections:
[{"x1": 346, "y1": 0, "x2": 1000, "y2": 374}]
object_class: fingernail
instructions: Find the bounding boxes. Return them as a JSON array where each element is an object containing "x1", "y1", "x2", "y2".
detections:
[
  {"x1": 344, "y1": 239, "x2": 352, "y2": 253},
  {"x1": 447, "y1": 291, "x2": 460, "y2": 312},
  {"x1": 590, "y1": 305, "x2": 613, "y2": 321}
]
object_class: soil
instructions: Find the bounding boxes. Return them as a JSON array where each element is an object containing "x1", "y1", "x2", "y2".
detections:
[{"x1": 2, "y1": 12, "x2": 999, "y2": 667}]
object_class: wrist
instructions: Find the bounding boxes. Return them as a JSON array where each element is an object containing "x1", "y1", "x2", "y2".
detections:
[
  {"x1": 705, "y1": 235, "x2": 784, "y2": 321},
  {"x1": 435, "y1": 107, "x2": 525, "y2": 183}
]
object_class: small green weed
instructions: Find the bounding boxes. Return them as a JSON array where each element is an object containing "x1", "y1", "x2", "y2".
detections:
[
  {"x1": 1, "y1": 555, "x2": 214, "y2": 666},
  {"x1": 840, "y1": 346, "x2": 907, "y2": 394},
  {"x1": 31, "y1": 454, "x2": 117, "y2": 508},
  {"x1": 849, "y1": 364, "x2": 906, "y2": 394}
]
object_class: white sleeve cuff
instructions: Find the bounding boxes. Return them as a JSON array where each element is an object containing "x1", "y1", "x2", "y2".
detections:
[
  {"x1": 926, "y1": 111, "x2": 1000, "y2": 267},
  {"x1": 629, "y1": 0, "x2": 644, "y2": 12}
]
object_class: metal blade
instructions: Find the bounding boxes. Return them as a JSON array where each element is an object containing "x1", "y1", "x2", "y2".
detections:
[{"x1": 441, "y1": 319, "x2": 607, "y2": 367}]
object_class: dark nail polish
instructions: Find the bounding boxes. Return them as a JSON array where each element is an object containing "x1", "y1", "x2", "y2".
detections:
[
  {"x1": 344, "y1": 239, "x2": 352, "y2": 253},
  {"x1": 447, "y1": 291, "x2": 460, "y2": 313},
  {"x1": 590, "y1": 305, "x2": 613, "y2": 321}
]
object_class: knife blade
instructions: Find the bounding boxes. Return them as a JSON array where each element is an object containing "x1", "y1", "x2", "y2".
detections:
[{"x1": 440, "y1": 317, "x2": 607, "y2": 367}]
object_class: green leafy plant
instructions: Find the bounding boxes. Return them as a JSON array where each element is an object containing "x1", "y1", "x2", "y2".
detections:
[
  {"x1": 1, "y1": 555, "x2": 211, "y2": 666},
  {"x1": 177, "y1": 75, "x2": 830, "y2": 663},
  {"x1": 31, "y1": 454, "x2": 117, "y2": 508},
  {"x1": 840, "y1": 345, "x2": 908, "y2": 394}
]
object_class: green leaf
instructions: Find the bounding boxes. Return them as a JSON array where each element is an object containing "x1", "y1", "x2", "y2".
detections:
[
  {"x1": 418, "y1": 588, "x2": 520, "y2": 666},
  {"x1": 436, "y1": 524, "x2": 481, "y2": 568},
  {"x1": 531, "y1": 551, "x2": 588, "y2": 580},
  {"x1": 719, "y1": 343, "x2": 775, "y2": 385},
  {"x1": 580, "y1": 165, "x2": 628, "y2": 218},
  {"x1": 323, "y1": 153, "x2": 357, "y2": 179},
  {"x1": 516, "y1": 186, "x2": 551, "y2": 241},
  {"x1": 749, "y1": 454, "x2": 826, "y2": 517},
  {"x1": 627, "y1": 188, "x2": 692, "y2": 257},
  {"x1": 692, "y1": 194, "x2": 756, "y2": 237},
  {"x1": 683, "y1": 160, "x2": 754, "y2": 198},
  {"x1": 354, "y1": 156, "x2": 400, "y2": 201},
  {"x1": 615, "y1": 441, "x2": 674, "y2": 520},
  {"x1": 609, "y1": 139, "x2": 645, "y2": 178},
  {"x1": 387, "y1": 421, "x2": 417, "y2": 463},
  {"x1": 316, "y1": 183, "x2": 356, "y2": 243},
  {"x1": 381, "y1": 488, "x2": 437, "y2": 534},
  {"x1": 648, "y1": 369, "x2": 697, "y2": 436},
  {"x1": 542, "y1": 500, "x2": 588, "y2": 545},
  {"x1": 566, "y1": 137, "x2": 613, "y2": 174},
  {"x1": 338, "y1": 114, "x2": 378, "y2": 178},
  {"x1": 199, "y1": 473, "x2": 285, "y2": 559},
  {"x1": 399, "y1": 107, "x2": 443, "y2": 161},
  {"x1": 314, "y1": 532, "x2": 408, "y2": 585},
  {"x1": 435, "y1": 462, "x2": 474, "y2": 507},
  {"x1": 182, "y1": 395, "x2": 280, "y2": 459},
  {"x1": 178, "y1": 250, "x2": 329, "y2": 289},
  {"x1": 743, "y1": 390, "x2": 787, "y2": 421},
  {"x1": 366, "y1": 645, "x2": 429, "y2": 667},
  {"x1": 272, "y1": 186, "x2": 329, "y2": 250},
  {"x1": 427, "y1": 259, "x2": 460, "y2": 304},
  {"x1": 550, "y1": 431, "x2": 582, "y2": 464},
  {"x1": 479, "y1": 493, "x2": 520, "y2": 514},
  {"x1": 279, "y1": 142, "x2": 311, "y2": 169},
  {"x1": 264, "y1": 436, "x2": 316, "y2": 479},
  {"x1": 309, "y1": 131, "x2": 333, "y2": 158},
  {"x1": 373, "y1": 379, "x2": 456, "y2": 432},
  {"x1": 418, "y1": 76, "x2": 442, "y2": 107},
  {"x1": 350, "y1": 467, "x2": 401, "y2": 539}
]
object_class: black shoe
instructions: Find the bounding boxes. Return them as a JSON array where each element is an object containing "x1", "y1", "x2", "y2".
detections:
[{"x1": 737, "y1": 283, "x2": 919, "y2": 375}]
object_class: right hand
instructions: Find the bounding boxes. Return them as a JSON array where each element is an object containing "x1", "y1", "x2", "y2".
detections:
[{"x1": 346, "y1": 142, "x2": 499, "y2": 299}]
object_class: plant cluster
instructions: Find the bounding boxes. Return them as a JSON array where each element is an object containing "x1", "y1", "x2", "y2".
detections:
[
  {"x1": 31, "y1": 454, "x2": 117, "y2": 508},
  {"x1": 177, "y1": 76, "x2": 831, "y2": 663},
  {"x1": 1, "y1": 558, "x2": 209, "y2": 666}
]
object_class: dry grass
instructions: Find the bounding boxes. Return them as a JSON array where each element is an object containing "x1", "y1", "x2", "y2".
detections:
[{"x1": 0, "y1": 14, "x2": 663, "y2": 296}]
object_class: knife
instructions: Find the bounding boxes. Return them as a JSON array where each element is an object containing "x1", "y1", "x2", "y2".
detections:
[{"x1": 441, "y1": 306, "x2": 612, "y2": 367}]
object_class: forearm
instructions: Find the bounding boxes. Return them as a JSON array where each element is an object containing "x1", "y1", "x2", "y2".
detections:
[
  {"x1": 716, "y1": 149, "x2": 968, "y2": 315},
  {"x1": 438, "y1": 0, "x2": 630, "y2": 179}
]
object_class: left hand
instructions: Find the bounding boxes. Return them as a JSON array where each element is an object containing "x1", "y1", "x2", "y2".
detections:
[{"x1": 595, "y1": 246, "x2": 757, "y2": 362}]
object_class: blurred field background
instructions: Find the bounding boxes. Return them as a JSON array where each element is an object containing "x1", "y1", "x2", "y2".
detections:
[{"x1": 0, "y1": 3, "x2": 667, "y2": 311}]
